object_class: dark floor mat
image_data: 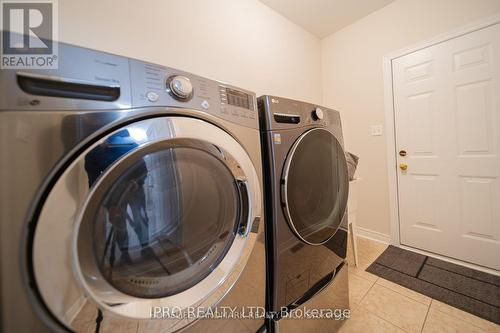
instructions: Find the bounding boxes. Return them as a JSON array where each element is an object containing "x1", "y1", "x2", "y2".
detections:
[
  {"x1": 370, "y1": 245, "x2": 427, "y2": 277},
  {"x1": 366, "y1": 246, "x2": 500, "y2": 325}
]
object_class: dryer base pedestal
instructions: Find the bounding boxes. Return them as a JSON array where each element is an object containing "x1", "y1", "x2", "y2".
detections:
[{"x1": 273, "y1": 264, "x2": 349, "y2": 333}]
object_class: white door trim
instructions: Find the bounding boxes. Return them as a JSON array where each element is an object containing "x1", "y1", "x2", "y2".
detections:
[{"x1": 383, "y1": 12, "x2": 500, "y2": 271}]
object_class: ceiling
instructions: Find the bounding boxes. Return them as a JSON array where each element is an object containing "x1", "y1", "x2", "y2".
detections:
[{"x1": 259, "y1": 0, "x2": 395, "y2": 38}]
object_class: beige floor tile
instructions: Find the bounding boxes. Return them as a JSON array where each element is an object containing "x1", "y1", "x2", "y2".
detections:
[
  {"x1": 70, "y1": 301, "x2": 98, "y2": 333},
  {"x1": 347, "y1": 235, "x2": 387, "y2": 280},
  {"x1": 430, "y1": 300, "x2": 500, "y2": 333},
  {"x1": 376, "y1": 278, "x2": 431, "y2": 306},
  {"x1": 71, "y1": 320, "x2": 97, "y2": 333},
  {"x1": 422, "y1": 306, "x2": 485, "y2": 333},
  {"x1": 277, "y1": 316, "x2": 346, "y2": 333},
  {"x1": 360, "y1": 283, "x2": 429, "y2": 333},
  {"x1": 217, "y1": 319, "x2": 252, "y2": 333},
  {"x1": 139, "y1": 318, "x2": 199, "y2": 333},
  {"x1": 348, "y1": 272, "x2": 375, "y2": 307},
  {"x1": 356, "y1": 236, "x2": 388, "y2": 252},
  {"x1": 355, "y1": 255, "x2": 385, "y2": 270},
  {"x1": 348, "y1": 262, "x2": 379, "y2": 282},
  {"x1": 354, "y1": 237, "x2": 388, "y2": 270},
  {"x1": 339, "y1": 305, "x2": 405, "y2": 333},
  {"x1": 100, "y1": 317, "x2": 139, "y2": 333}
]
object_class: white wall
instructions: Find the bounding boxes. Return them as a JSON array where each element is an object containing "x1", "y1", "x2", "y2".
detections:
[
  {"x1": 58, "y1": 0, "x2": 500, "y2": 239},
  {"x1": 321, "y1": 0, "x2": 500, "y2": 237},
  {"x1": 58, "y1": 0, "x2": 322, "y2": 104}
]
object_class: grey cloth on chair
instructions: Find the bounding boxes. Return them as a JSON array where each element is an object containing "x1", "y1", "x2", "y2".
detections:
[{"x1": 345, "y1": 151, "x2": 359, "y2": 181}]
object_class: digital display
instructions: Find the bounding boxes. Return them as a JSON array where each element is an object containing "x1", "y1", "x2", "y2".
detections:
[{"x1": 225, "y1": 88, "x2": 253, "y2": 110}]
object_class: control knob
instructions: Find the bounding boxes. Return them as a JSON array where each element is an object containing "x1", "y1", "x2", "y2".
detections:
[
  {"x1": 167, "y1": 75, "x2": 193, "y2": 101},
  {"x1": 312, "y1": 107, "x2": 324, "y2": 120}
]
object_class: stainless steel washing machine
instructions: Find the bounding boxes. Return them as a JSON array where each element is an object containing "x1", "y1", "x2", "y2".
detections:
[
  {"x1": 258, "y1": 96, "x2": 350, "y2": 332},
  {"x1": 0, "y1": 39, "x2": 265, "y2": 333}
]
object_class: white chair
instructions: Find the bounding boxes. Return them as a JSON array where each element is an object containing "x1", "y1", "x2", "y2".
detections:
[{"x1": 347, "y1": 178, "x2": 361, "y2": 267}]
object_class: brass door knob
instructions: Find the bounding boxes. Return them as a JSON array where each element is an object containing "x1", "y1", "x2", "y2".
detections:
[{"x1": 399, "y1": 163, "x2": 408, "y2": 171}]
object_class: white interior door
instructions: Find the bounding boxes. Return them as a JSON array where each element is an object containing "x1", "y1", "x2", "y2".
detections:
[{"x1": 392, "y1": 23, "x2": 500, "y2": 270}]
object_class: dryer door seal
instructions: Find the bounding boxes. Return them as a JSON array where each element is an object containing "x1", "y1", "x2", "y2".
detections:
[
  {"x1": 32, "y1": 116, "x2": 261, "y2": 331},
  {"x1": 281, "y1": 128, "x2": 348, "y2": 245}
]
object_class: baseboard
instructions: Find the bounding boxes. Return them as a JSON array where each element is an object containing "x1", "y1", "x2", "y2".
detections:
[{"x1": 354, "y1": 226, "x2": 391, "y2": 244}]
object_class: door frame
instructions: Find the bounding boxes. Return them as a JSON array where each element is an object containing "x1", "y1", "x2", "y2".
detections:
[{"x1": 382, "y1": 12, "x2": 500, "y2": 273}]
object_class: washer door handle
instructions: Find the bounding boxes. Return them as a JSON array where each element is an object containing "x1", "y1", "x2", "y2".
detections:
[{"x1": 236, "y1": 178, "x2": 251, "y2": 236}]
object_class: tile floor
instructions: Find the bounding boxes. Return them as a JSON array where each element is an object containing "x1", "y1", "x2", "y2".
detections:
[{"x1": 340, "y1": 237, "x2": 500, "y2": 333}]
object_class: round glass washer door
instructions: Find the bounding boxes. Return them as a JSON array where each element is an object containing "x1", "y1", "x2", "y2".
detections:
[
  {"x1": 282, "y1": 128, "x2": 349, "y2": 245},
  {"x1": 32, "y1": 116, "x2": 261, "y2": 328},
  {"x1": 84, "y1": 144, "x2": 241, "y2": 299}
]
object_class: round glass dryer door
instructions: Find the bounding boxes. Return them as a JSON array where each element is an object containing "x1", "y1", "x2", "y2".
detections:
[{"x1": 282, "y1": 128, "x2": 349, "y2": 245}]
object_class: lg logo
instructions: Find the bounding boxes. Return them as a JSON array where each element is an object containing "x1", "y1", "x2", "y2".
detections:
[{"x1": 1, "y1": 0, "x2": 58, "y2": 68}]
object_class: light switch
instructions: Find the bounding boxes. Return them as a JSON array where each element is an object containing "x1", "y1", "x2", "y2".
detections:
[{"x1": 370, "y1": 125, "x2": 383, "y2": 136}]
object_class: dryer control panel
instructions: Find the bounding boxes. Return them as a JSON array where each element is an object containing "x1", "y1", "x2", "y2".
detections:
[{"x1": 257, "y1": 95, "x2": 341, "y2": 133}]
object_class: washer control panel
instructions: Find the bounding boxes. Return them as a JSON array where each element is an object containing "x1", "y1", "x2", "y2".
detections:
[
  {"x1": 129, "y1": 59, "x2": 258, "y2": 129},
  {"x1": 219, "y1": 86, "x2": 256, "y2": 120}
]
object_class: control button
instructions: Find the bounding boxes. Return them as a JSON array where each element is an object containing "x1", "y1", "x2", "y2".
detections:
[
  {"x1": 146, "y1": 91, "x2": 159, "y2": 102},
  {"x1": 312, "y1": 107, "x2": 324, "y2": 120},
  {"x1": 201, "y1": 100, "x2": 210, "y2": 109},
  {"x1": 167, "y1": 75, "x2": 194, "y2": 101}
]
